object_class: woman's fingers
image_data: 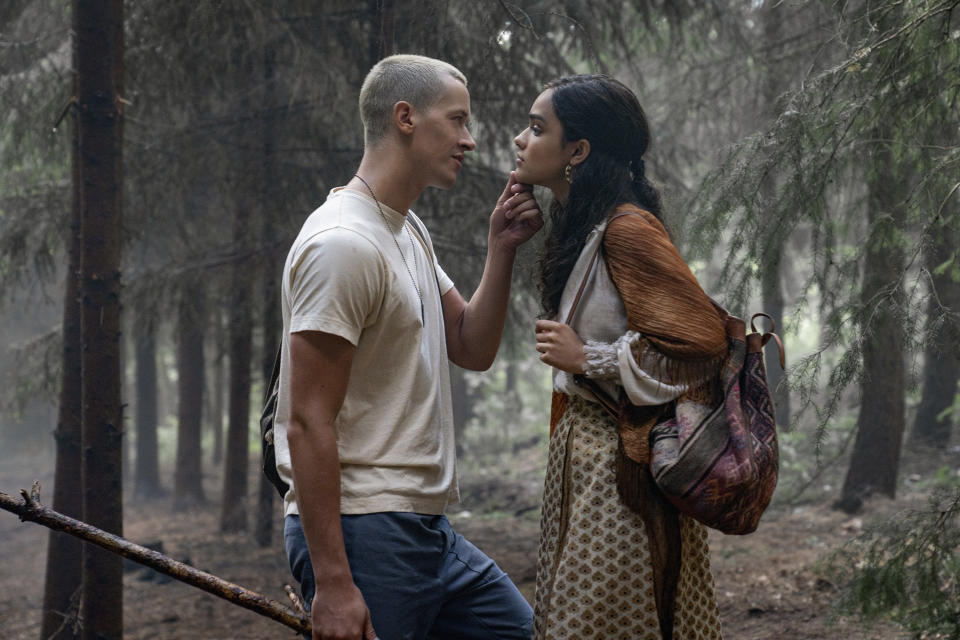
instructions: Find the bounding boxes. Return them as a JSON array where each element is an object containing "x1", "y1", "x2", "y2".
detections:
[{"x1": 536, "y1": 319, "x2": 560, "y2": 333}]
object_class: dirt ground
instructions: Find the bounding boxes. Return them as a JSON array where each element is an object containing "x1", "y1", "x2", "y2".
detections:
[{"x1": 0, "y1": 447, "x2": 945, "y2": 640}]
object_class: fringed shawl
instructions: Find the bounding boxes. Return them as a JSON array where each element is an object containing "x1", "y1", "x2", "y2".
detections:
[{"x1": 603, "y1": 206, "x2": 727, "y2": 392}]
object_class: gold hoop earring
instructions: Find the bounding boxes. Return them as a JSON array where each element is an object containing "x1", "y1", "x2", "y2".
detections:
[{"x1": 564, "y1": 164, "x2": 573, "y2": 184}]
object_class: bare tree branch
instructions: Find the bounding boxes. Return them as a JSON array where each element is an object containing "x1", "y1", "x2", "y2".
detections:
[{"x1": 0, "y1": 485, "x2": 311, "y2": 635}]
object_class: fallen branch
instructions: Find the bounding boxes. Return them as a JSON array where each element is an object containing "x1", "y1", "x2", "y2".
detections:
[{"x1": 0, "y1": 484, "x2": 310, "y2": 635}]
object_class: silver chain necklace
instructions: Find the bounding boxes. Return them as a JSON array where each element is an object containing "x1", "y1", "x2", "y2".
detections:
[{"x1": 353, "y1": 174, "x2": 424, "y2": 322}]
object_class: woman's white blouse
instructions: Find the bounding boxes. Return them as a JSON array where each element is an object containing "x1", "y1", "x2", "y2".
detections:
[{"x1": 553, "y1": 221, "x2": 685, "y2": 407}]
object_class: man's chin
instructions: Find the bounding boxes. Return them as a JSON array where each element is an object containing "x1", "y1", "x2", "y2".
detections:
[{"x1": 428, "y1": 174, "x2": 458, "y2": 190}]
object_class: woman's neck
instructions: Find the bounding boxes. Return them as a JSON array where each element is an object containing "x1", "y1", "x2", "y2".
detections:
[{"x1": 549, "y1": 182, "x2": 570, "y2": 206}]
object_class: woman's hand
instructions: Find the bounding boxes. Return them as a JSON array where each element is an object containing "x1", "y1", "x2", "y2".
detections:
[{"x1": 535, "y1": 319, "x2": 587, "y2": 374}]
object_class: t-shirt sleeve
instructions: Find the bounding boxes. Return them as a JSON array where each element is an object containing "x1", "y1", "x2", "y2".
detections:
[
  {"x1": 434, "y1": 257, "x2": 454, "y2": 296},
  {"x1": 287, "y1": 228, "x2": 385, "y2": 346}
]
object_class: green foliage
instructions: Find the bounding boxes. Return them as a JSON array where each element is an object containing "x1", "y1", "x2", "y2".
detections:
[
  {"x1": 819, "y1": 489, "x2": 960, "y2": 638},
  {"x1": 0, "y1": 0, "x2": 71, "y2": 300},
  {"x1": 685, "y1": 0, "x2": 960, "y2": 441},
  {"x1": 935, "y1": 380, "x2": 960, "y2": 427}
]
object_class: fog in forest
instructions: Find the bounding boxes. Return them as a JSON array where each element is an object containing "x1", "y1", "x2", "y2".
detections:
[{"x1": 2, "y1": 1, "x2": 959, "y2": 638}]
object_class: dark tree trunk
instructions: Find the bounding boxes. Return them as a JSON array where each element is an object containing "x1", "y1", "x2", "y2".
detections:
[
  {"x1": 134, "y1": 316, "x2": 161, "y2": 498},
  {"x1": 255, "y1": 42, "x2": 281, "y2": 548},
  {"x1": 211, "y1": 319, "x2": 226, "y2": 467},
  {"x1": 120, "y1": 331, "x2": 130, "y2": 482},
  {"x1": 254, "y1": 298, "x2": 278, "y2": 546},
  {"x1": 761, "y1": 262, "x2": 789, "y2": 426},
  {"x1": 174, "y1": 285, "x2": 207, "y2": 509},
  {"x1": 76, "y1": 0, "x2": 125, "y2": 637},
  {"x1": 911, "y1": 202, "x2": 960, "y2": 447},
  {"x1": 220, "y1": 279, "x2": 252, "y2": 532},
  {"x1": 41, "y1": 58, "x2": 83, "y2": 639},
  {"x1": 838, "y1": 130, "x2": 907, "y2": 513},
  {"x1": 369, "y1": 0, "x2": 396, "y2": 67},
  {"x1": 760, "y1": 1, "x2": 790, "y2": 430}
]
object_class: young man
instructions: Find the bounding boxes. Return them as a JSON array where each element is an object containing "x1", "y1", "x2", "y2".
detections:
[{"x1": 273, "y1": 55, "x2": 543, "y2": 640}]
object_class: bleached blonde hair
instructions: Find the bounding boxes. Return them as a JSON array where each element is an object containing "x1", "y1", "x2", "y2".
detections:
[{"x1": 359, "y1": 54, "x2": 467, "y2": 146}]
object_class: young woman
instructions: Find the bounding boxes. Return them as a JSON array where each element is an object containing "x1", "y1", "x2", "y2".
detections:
[{"x1": 511, "y1": 74, "x2": 728, "y2": 639}]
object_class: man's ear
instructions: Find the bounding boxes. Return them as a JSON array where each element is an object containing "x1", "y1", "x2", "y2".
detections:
[
  {"x1": 393, "y1": 101, "x2": 415, "y2": 135},
  {"x1": 569, "y1": 138, "x2": 591, "y2": 167}
]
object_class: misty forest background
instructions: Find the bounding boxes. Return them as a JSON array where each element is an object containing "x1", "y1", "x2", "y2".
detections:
[{"x1": 1, "y1": 0, "x2": 959, "y2": 638}]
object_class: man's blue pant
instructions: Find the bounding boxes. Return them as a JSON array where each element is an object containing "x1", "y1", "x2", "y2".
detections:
[{"x1": 284, "y1": 513, "x2": 533, "y2": 640}]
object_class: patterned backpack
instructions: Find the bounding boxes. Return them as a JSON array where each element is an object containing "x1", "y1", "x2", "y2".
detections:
[{"x1": 647, "y1": 309, "x2": 783, "y2": 535}]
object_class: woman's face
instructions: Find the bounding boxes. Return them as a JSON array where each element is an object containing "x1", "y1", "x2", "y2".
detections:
[{"x1": 513, "y1": 89, "x2": 575, "y2": 194}]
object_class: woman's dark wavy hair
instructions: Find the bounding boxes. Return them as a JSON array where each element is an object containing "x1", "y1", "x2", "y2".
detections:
[{"x1": 538, "y1": 74, "x2": 664, "y2": 318}]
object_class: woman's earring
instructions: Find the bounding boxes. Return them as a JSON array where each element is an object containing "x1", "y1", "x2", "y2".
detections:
[{"x1": 564, "y1": 164, "x2": 573, "y2": 184}]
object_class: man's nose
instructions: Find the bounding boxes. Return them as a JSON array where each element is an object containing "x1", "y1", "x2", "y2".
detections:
[{"x1": 461, "y1": 131, "x2": 476, "y2": 151}]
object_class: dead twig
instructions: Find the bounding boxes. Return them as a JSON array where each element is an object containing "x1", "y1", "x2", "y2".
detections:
[
  {"x1": 0, "y1": 485, "x2": 310, "y2": 635},
  {"x1": 285, "y1": 584, "x2": 308, "y2": 615}
]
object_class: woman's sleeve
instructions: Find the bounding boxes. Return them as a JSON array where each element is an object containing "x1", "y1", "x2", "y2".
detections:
[{"x1": 582, "y1": 331, "x2": 688, "y2": 405}]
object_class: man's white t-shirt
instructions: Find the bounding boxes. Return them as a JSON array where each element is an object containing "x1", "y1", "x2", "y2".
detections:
[{"x1": 274, "y1": 187, "x2": 458, "y2": 517}]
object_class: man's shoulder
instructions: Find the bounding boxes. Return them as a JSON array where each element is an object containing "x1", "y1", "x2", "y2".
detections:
[{"x1": 292, "y1": 191, "x2": 383, "y2": 254}]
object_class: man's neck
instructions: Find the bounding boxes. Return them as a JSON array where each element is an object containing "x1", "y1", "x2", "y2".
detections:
[{"x1": 348, "y1": 146, "x2": 424, "y2": 215}]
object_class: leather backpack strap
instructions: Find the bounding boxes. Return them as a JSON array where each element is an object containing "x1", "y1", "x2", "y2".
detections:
[
  {"x1": 750, "y1": 312, "x2": 786, "y2": 369},
  {"x1": 564, "y1": 245, "x2": 601, "y2": 325},
  {"x1": 564, "y1": 209, "x2": 639, "y2": 325}
]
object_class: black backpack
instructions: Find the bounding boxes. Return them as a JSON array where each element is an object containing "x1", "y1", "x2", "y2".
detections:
[{"x1": 260, "y1": 347, "x2": 287, "y2": 498}]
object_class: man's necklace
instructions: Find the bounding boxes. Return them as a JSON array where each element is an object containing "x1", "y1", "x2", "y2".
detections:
[{"x1": 353, "y1": 174, "x2": 424, "y2": 322}]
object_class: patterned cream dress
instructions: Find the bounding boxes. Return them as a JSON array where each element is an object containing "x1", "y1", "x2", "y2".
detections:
[{"x1": 532, "y1": 396, "x2": 723, "y2": 640}]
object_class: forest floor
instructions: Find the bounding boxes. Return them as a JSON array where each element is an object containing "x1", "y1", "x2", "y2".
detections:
[{"x1": 1, "y1": 443, "x2": 956, "y2": 640}]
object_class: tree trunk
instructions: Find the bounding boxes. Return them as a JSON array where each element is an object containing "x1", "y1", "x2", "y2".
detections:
[
  {"x1": 41, "y1": 58, "x2": 83, "y2": 639},
  {"x1": 368, "y1": 0, "x2": 396, "y2": 68},
  {"x1": 76, "y1": 0, "x2": 125, "y2": 637},
  {"x1": 253, "y1": 336, "x2": 278, "y2": 543},
  {"x1": 221, "y1": 277, "x2": 252, "y2": 532},
  {"x1": 255, "y1": 41, "x2": 281, "y2": 547},
  {"x1": 133, "y1": 316, "x2": 161, "y2": 498},
  {"x1": 760, "y1": 1, "x2": 791, "y2": 430},
  {"x1": 911, "y1": 200, "x2": 960, "y2": 447},
  {"x1": 211, "y1": 318, "x2": 226, "y2": 467},
  {"x1": 174, "y1": 285, "x2": 207, "y2": 509},
  {"x1": 838, "y1": 128, "x2": 907, "y2": 513},
  {"x1": 761, "y1": 261, "x2": 790, "y2": 426}
]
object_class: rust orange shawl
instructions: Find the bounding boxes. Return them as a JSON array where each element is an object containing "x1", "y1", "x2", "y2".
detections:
[{"x1": 549, "y1": 204, "x2": 726, "y2": 434}]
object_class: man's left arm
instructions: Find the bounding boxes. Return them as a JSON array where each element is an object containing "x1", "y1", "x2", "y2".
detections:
[{"x1": 442, "y1": 171, "x2": 542, "y2": 371}]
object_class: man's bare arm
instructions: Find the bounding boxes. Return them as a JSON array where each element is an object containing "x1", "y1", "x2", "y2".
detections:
[
  {"x1": 442, "y1": 172, "x2": 542, "y2": 371},
  {"x1": 287, "y1": 330, "x2": 375, "y2": 640}
]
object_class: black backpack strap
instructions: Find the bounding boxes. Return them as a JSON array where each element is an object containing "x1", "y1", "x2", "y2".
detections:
[{"x1": 260, "y1": 343, "x2": 289, "y2": 498}]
